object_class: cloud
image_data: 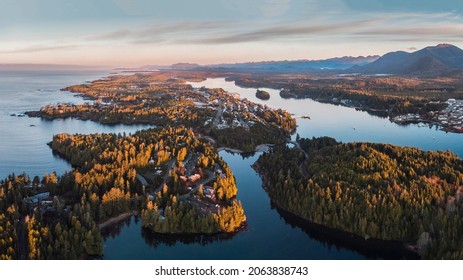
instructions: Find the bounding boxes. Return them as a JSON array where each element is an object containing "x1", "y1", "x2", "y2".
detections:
[
  {"x1": 85, "y1": 10, "x2": 463, "y2": 47},
  {"x1": 0, "y1": 44, "x2": 78, "y2": 54},
  {"x1": 356, "y1": 25, "x2": 463, "y2": 37},
  {"x1": 90, "y1": 29, "x2": 133, "y2": 40},
  {"x1": 342, "y1": 0, "x2": 463, "y2": 16},
  {"x1": 187, "y1": 18, "x2": 384, "y2": 44},
  {"x1": 184, "y1": 12, "x2": 463, "y2": 45},
  {"x1": 351, "y1": 12, "x2": 463, "y2": 41},
  {"x1": 86, "y1": 20, "x2": 236, "y2": 42}
]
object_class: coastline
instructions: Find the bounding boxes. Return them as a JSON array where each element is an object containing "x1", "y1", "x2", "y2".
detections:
[
  {"x1": 392, "y1": 118, "x2": 463, "y2": 134},
  {"x1": 217, "y1": 147, "x2": 244, "y2": 153},
  {"x1": 273, "y1": 203, "x2": 420, "y2": 259},
  {"x1": 143, "y1": 221, "x2": 248, "y2": 236},
  {"x1": 99, "y1": 211, "x2": 139, "y2": 231},
  {"x1": 217, "y1": 143, "x2": 274, "y2": 154},
  {"x1": 252, "y1": 162, "x2": 420, "y2": 259}
]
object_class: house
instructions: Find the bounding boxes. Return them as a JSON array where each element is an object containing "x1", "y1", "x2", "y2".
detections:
[
  {"x1": 188, "y1": 174, "x2": 201, "y2": 182},
  {"x1": 204, "y1": 187, "x2": 216, "y2": 200},
  {"x1": 28, "y1": 192, "x2": 50, "y2": 207}
]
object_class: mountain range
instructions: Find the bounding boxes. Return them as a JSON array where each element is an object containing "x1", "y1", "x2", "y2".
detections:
[
  {"x1": 200, "y1": 56, "x2": 380, "y2": 72},
  {"x1": 352, "y1": 44, "x2": 463, "y2": 76},
  {"x1": 162, "y1": 44, "x2": 463, "y2": 77}
]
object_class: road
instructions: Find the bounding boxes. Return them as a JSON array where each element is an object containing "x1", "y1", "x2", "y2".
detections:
[
  {"x1": 148, "y1": 152, "x2": 215, "y2": 199},
  {"x1": 151, "y1": 158, "x2": 176, "y2": 195},
  {"x1": 289, "y1": 141, "x2": 310, "y2": 178},
  {"x1": 178, "y1": 170, "x2": 215, "y2": 200},
  {"x1": 207, "y1": 99, "x2": 223, "y2": 133},
  {"x1": 136, "y1": 174, "x2": 148, "y2": 186}
]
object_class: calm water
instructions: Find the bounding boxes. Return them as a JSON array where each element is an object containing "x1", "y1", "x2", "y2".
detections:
[
  {"x1": 189, "y1": 78, "x2": 463, "y2": 156},
  {"x1": 1, "y1": 73, "x2": 462, "y2": 259},
  {"x1": 0, "y1": 70, "x2": 152, "y2": 179},
  {"x1": 103, "y1": 78, "x2": 463, "y2": 260}
]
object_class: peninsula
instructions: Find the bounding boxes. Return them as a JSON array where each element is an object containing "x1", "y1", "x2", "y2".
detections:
[
  {"x1": 26, "y1": 72, "x2": 296, "y2": 153},
  {"x1": 255, "y1": 137, "x2": 463, "y2": 259}
]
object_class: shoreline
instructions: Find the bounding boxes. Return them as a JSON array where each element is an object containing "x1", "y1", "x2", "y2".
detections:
[
  {"x1": 273, "y1": 202, "x2": 420, "y2": 259},
  {"x1": 392, "y1": 118, "x2": 463, "y2": 134},
  {"x1": 252, "y1": 162, "x2": 420, "y2": 259},
  {"x1": 254, "y1": 143, "x2": 274, "y2": 152},
  {"x1": 143, "y1": 221, "x2": 248, "y2": 236},
  {"x1": 217, "y1": 147, "x2": 243, "y2": 153},
  {"x1": 217, "y1": 143, "x2": 275, "y2": 154},
  {"x1": 98, "y1": 210, "x2": 139, "y2": 230}
]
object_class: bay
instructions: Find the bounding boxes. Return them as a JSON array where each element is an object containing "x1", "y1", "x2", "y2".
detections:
[{"x1": 1, "y1": 73, "x2": 461, "y2": 259}]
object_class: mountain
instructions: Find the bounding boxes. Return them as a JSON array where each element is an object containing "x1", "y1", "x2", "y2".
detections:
[
  {"x1": 353, "y1": 44, "x2": 463, "y2": 76},
  {"x1": 169, "y1": 63, "x2": 201, "y2": 69},
  {"x1": 157, "y1": 56, "x2": 379, "y2": 73},
  {"x1": 200, "y1": 56, "x2": 379, "y2": 73}
]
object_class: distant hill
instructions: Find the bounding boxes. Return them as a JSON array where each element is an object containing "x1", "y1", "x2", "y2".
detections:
[
  {"x1": 169, "y1": 63, "x2": 201, "y2": 69},
  {"x1": 199, "y1": 56, "x2": 379, "y2": 73},
  {"x1": 136, "y1": 44, "x2": 463, "y2": 77},
  {"x1": 159, "y1": 56, "x2": 379, "y2": 73},
  {"x1": 353, "y1": 44, "x2": 463, "y2": 76}
]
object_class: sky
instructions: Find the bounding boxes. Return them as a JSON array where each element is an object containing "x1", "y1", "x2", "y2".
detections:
[{"x1": 1, "y1": 0, "x2": 463, "y2": 66}]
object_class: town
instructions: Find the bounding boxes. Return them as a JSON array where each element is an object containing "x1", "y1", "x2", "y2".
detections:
[
  {"x1": 137, "y1": 149, "x2": 229, "y2": 219},
  {"x1": 27, "y1": 72, "x2": 296, "y2": 152},
  {"x1": 392, "y1": 99, "x2": 463, "y2": 133}
]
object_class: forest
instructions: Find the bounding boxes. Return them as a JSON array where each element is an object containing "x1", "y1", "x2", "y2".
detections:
[
  {"x1": 255, "y1": 90, "x2": 270, "y2": 100},
  {"x1": 255, "y1": 137, "x2": 463, "y2": 259},
  {"x1": 0, "y1": 172, "x2": 103, "y2": 260},
  {"x1": 0, "y1": 126, "x2": 246, "y2": 259},
  {"x1": 51, "y1": 127, "x2": 246, "y2": 234}
]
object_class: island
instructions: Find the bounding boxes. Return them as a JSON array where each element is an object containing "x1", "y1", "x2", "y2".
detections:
[
  {"x1": 255, "y1": 89, "x2": 270, "y2": 100},
  {"x1": 255, "y1": 137, "x2": 463, "y2": 259}
]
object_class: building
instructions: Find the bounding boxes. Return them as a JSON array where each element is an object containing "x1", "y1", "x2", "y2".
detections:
[
  {"x1": 204, "y1": 187, "x2": 216, "y2": 200},
  {"x1": 188, "y1": 174, "x2": 201, "y2": 182},
  {"x1": 28, "y1": 192, "x2": 50, "y2": 207}
]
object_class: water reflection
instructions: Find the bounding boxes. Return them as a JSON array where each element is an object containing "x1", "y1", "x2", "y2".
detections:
[
  {"x1": 140, "y1": 227, "x2": 242, "y2": 249},
  {"x1": 101, "y1": 216, "x2": 138, "y2": 240},
  {"x1": 273, "y1": 204, "x2": 419, "y2": 260},
  {"x1": 102, "y1": 216, "x2": 243, "y2": 251},
  {"x1": 103, "y1": 76, "x2": 455, "y2": 259}
]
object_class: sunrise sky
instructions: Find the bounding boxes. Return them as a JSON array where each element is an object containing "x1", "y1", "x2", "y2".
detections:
[{"x1": 1, "y1": 0, "x2": 463, "y2": 66}]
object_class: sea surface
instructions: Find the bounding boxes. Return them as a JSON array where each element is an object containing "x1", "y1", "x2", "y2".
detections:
[
  {"x1": 0, "y1": 70, "x2": 152, "y2": 179},
  {"x1": 1, "y1": 73, "x2": 462, "y2": 259}
]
